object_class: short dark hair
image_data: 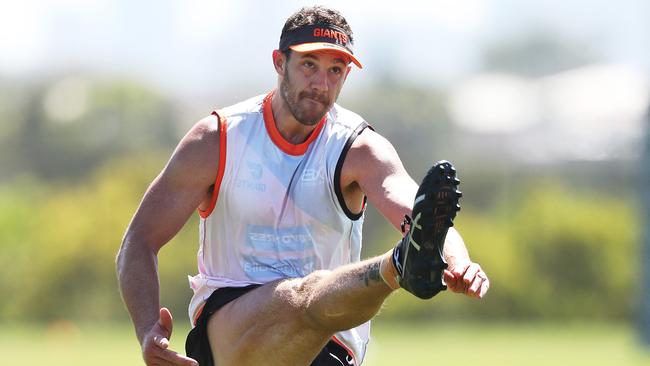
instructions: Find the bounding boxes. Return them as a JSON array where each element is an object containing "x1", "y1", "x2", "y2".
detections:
[{"x1": 281, "y1": 6, "x2": 354, "y2": 46}]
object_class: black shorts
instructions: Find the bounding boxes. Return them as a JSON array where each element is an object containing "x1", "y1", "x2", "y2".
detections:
[{"x1": 185, "y1": 285, "x2": 357, "y2": 366}]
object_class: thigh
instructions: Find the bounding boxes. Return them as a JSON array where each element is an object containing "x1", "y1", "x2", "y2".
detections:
[{"x1": 207, "y1": 279, "x2": 334, "y2": 366}]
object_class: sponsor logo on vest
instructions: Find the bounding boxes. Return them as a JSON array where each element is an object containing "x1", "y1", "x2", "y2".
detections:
[
  {"x1": 235, "y1": 160, "x2": 266, "y2": 192},
  {"x1": 247, "y1": 160, "x2": 263, "y2": 180},
  {"x1": 243, "y1": 262, "x2": 314, "y2": 276},
  {"x1": 249, "y1": 232, "x2": 312, "y2": 244},
  {"x1": 244, "y1": 225, "x2": 316, "y2": 279},
  {"x1": 301, "y1": 168, "x2": 325, "y2": 185},
  {"x1": 235, "y1": 179, "x2": 266, "y2": 192}
]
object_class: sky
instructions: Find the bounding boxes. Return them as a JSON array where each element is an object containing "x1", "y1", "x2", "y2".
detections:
[
  {"x1": 1, "y1": 0, "x2": 648, "y2": 161},
  {"x1": 1, "y1": 0, "x2": 647, "y2": 97}
]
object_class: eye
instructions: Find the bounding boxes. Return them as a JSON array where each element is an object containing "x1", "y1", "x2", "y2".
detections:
[
  {"x1": 330, "y1": 66, "x2": 342, "y2": 75},
  {"x1": 303, "y1": 60, "x2": 315, "y2": 69}
]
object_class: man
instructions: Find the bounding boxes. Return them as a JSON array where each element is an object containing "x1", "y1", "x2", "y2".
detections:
[{"x1": 117, "y1": 6, "x2": 489, "y2": 366}]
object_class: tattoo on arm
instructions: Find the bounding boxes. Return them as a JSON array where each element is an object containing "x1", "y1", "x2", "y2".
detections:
[{"x1": 359, "y1": 261, "x2": 382, "y2": 287}]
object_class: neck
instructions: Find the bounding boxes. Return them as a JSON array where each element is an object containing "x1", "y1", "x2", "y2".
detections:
[{"x1": 270, "y1": 90, "x2": 320, "y2": 144}]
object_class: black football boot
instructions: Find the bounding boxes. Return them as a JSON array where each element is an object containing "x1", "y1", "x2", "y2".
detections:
[{"x1": 392, "y1": 160, "x2": 462, "y2": 299}]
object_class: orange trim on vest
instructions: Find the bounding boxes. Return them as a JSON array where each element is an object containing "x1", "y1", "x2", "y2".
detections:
[
  {"x1": 331, "y1": 335, "x2": 358, "y2": 365},
  {"x1": 262, "y1": 91, "x2": 326, "y2": 156},
  {"x1": 198, "y1": 112, "x2": 228, "y2": 219}
]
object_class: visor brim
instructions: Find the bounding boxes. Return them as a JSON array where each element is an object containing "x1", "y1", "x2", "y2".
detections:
[{"x1": 289, "y1": 43, "x2": 363, "y2": 69}]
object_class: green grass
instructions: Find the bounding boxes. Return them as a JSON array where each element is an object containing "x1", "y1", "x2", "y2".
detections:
[
  {"x1": 2, "y1": 321, "x2": 650, "y2": 365},
  {"x1": 365, "y1": 322, "x2": 650, "y2": 366}
]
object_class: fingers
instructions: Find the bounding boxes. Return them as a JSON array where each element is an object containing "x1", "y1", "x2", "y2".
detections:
[
  {"x1": 462, "y1": 263, "x2": 481, "y2": 285},
  {"x1": 159, "y1": 307, "x2": 174, "y2": 335},
  {"x1": 444, "y1": 264, "x2": 469, "y2": 293},
  {"x1": 154, "y1": 348, "x2": 198, "y2": 366},
  {"x1": 153, "y1": 335, "x2": 169, "y2": 349},
  {"x1": 478, "y1": 276, "x2": 490, "y2": 298},
  {"x1": 143, "y1": 338, "x2": 198, "y2": 366},
  {"x1": 445, "y1": 262, "x2": 490, "y2": 298},
  {"x1": 463, "y1": 264, "x2": 489, "y2": 298},
  {"x1": 142, "y1": 308, "x2": 197, "y2": 366},
  {"x1": 443, "y1": 269, "x2": 458, "y2": 290},
  {"x1": 449, "y1": 262, "x2": 469, "y2": 279},
  {"x1": 146, "y1": 351, "x2": 198, "y2": 366}
]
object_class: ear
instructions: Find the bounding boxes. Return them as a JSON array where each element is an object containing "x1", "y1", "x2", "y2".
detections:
[{"x1": 272, "y1": 50, "x2": 286, "y2": 76}]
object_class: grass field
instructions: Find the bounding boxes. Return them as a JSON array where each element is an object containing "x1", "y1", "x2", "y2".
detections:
[{"x1": 2, "y1": 321, "x2": 650, "y2": 365}]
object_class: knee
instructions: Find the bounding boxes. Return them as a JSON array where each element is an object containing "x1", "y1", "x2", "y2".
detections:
[
  {"x1": 281, "y1": 269, "x2": 330, "y2": 309},
  {"x1": 277, "y1": 270, "x2": 334, "y2": 331}
]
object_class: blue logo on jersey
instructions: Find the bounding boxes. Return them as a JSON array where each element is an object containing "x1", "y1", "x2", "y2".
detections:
[
  {"x1": 235, "y1": 160, "x2": 266, "y2": 192},
  {"x1": 300, "y1": 168, "x2": 325, "y2": 186},
  {"x1": 243, "y1": 225, "x2": 317, "y2": 280},
  {"x1": 247, "y1": 160, "x2": 263, "y2": 180}
]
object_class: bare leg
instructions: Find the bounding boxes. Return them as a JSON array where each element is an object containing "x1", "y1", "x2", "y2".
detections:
[{"x1": 207, "y1": 251, "x2": 396, "y2": 366}]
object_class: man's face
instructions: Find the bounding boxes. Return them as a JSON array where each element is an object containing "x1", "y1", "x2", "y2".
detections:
[{"x1": 279, "y1": 51, "x2": 350, "y2": 126}]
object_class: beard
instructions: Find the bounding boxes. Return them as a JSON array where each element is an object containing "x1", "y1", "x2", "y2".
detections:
[{"x1": 280, "y1": 71, "x2": 332, "y2": 126}]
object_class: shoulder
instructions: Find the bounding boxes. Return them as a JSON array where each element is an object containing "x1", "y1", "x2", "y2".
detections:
[
  {"x1": 341, "y1": 126, "x2": 403, "y2": 185},
  {"x1": 329, "y1": 104, "x2": 400, "y2": 178},
  {"x1": 219, "y1": 94, "x2": 266, "y2": 120},
  {"x1": 165, "y1": 114, "x2": 221, "y2": 188},
  {"x1": 185, "y1": 93, "x2": 267, "y2": 148},
  {"x1": 180, "y1": 114, "x2": 221, "y2": 153},
  {"x1": 328, "y1": 103, "x2": 366, "y2": 131},
  {"x1": 348, "y1": 128, "x2": 396, "y2": 162}
]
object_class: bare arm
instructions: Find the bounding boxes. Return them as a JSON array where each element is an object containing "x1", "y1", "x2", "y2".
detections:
[
  {"x1": 116, "y1": 116, "x2": 220, "y2": 365},
  {"x1": 340, "y1": 129, "x2": 488, "y2": 297},
  {"x1": 339, "y1": 129, "x2": 416, "y2": 230}
]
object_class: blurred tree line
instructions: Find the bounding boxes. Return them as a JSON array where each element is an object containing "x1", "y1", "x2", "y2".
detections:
[{"x1": 0, "y1": 73, "x2": 639, "y2": 326}]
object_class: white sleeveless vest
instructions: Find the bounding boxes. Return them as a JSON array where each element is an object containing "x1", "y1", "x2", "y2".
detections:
[{"x1": 188, "y1": 92, "x2": 372, "y2": 364}]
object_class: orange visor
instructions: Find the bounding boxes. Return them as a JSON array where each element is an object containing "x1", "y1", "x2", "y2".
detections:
[
  {"x1": 289, "y1": 42, "x2": 362, "y2": 68},
  {"x1": 279, "y1": 24, "x2": 362, "y2": 69}
]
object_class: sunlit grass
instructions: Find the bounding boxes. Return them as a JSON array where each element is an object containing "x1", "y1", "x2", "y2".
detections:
[
  {"x1": 365, "y1": 322, "x2": 650, "y2": 366},
  {"x1": 2, "y1": 321, "x2": 650, "y2": 365}
]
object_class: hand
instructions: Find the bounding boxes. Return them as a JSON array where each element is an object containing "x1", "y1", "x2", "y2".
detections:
[
  {"x1": 141, "y1": 308, "x2": 198, "y2": 366},
  {"x1": 444, "y1": 262, "x2": 489, "y2": 298}
]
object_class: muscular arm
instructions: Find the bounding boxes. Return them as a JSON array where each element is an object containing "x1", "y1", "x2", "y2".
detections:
[
  {"x1": 340, "y1": 129, "x2": 469, "y2": 258},
  {"x1": 340, "y1": 129, "x2": 485, "y2": 296},
  {"x1": 338, "y1": 129, "x2": 413, "y2": 230},
  {"x1": 116, "y1": 116, "x2": 220, "y2": 363}
]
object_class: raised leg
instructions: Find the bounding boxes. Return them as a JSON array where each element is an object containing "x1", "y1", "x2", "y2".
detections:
[{"x1": 207, "y1": 253, "x2": 394, "y2": 366}]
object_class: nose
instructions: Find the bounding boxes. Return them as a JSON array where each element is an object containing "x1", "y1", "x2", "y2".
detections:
[{"x1": 310, "y1": 69, "x2": 328, "y2": 93}]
